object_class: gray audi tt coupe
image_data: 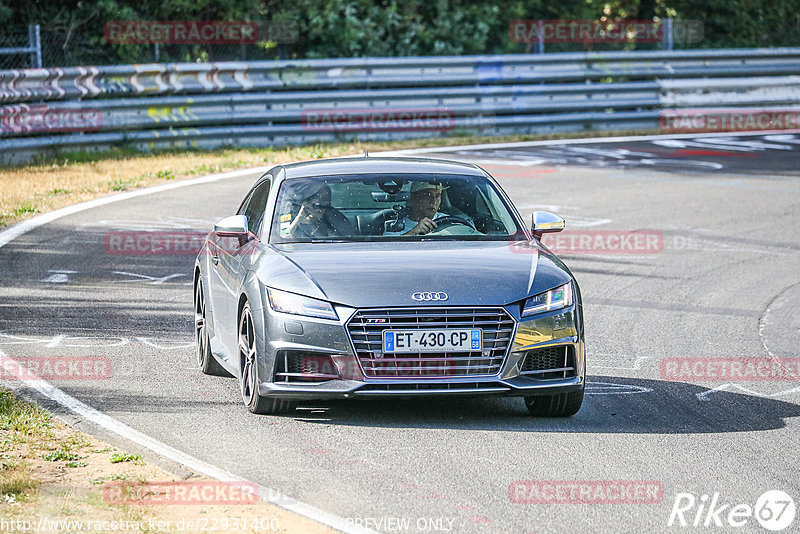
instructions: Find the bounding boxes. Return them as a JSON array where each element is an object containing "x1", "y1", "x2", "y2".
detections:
[{"x1": 193, "y1": 156, "x2": 585, "y2": 416}]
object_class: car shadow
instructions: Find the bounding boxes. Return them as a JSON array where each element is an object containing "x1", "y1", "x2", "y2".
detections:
[{"x1": 289, "y1": 374, "x2": 800, "y2": 434}]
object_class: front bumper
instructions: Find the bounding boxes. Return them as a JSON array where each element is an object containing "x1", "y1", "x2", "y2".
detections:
[
  {"x1": 258, "y1": 374, "x2": 584, "y2": 400},
  {"x1": 258, "y1": 303, "x2": 585, "y2": 400}
]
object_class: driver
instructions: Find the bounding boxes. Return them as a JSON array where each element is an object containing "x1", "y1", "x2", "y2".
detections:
[{"x1": 383, "y1": 181, "x2": 448, "y2": 236}]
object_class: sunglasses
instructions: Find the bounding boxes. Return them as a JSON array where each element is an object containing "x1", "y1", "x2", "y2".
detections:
[{"x1": 306, "y1": 200, "x2": 331, "y2": 209}]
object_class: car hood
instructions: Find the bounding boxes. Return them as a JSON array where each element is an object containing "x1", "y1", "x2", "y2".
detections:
[{"x1": 260, "y1": 240, "x2": 572, "y2": 308}]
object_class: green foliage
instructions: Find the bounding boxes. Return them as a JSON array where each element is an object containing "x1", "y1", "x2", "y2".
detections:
[
  {"x1": 109, "y1": 452, "x2": 142, "y2": 463},
  {"x1": 42, "y1": 450, "x2": 82, "y2": 462},
  {"x1": 664, "y1": 0, "x2": 800, "y2": 49},
  {"x1": 3, "y1": 0, "x2": 798, "y2": 65},
  {"x1": 8, "y1": 203, "x2": 37, "y2": 217}
]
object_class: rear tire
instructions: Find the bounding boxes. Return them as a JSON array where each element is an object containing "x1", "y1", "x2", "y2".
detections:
[
  {"x1": 195, "y1": 279, "x2": 231, "y2": 377},
  {"x1": 525, "y1": 389, "x2": 584, "y2": 417},
  {"x1": 238, "y1": 302, "x2": 295, "y2": 415}
]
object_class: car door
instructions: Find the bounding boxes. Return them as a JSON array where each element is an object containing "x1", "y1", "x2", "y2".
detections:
[
  {"x1": 213, "y1": 178, "x2": 272, "y2": 363},
  {"x1": 207, "y1": 188, "x2": 252, "y2": 362}
]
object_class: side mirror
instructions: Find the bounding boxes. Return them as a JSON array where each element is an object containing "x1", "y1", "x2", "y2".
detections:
[
  {"x1": 531, "y1": 211, "x2": 565, "y2": 239},
  {"x1": 214, "y1": 215, "x2": 248, "y2": 237}
]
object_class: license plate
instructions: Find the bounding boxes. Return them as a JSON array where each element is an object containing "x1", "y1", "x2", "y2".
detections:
[{"x1": 382, "y1": 329, "x2": 482, "y2": 353}]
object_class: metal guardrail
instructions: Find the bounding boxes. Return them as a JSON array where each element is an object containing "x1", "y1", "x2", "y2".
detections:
[{"x1": 1, "y1": 48, "x2": 799, "y2": 165}]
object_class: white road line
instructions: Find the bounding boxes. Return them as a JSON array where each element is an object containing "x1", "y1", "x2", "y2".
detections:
[
  {"x1": 45, "y1": 335, "x2": 66, "y2": 348},
  {"x1": 111, "y1": 271, "x2": 188, "y2": 285},
  {"x1": 696, "y1": 383, "x2": 800, "y2": 401},
  {"x1": 377, "y1": 129, "x2": 800, "y2": 157},
  {"x1": 136, "y1": 338, "x2": 194, "y2": 350},
  {"x1": 0, "y1": 349, "x2": 375, "y2": 534},
  {"x1": 586, "y1": 381, "x2": 653, "y2": 395},
  {"x1": 40, "y1": 269, "x2": 78, "y2": 283}
]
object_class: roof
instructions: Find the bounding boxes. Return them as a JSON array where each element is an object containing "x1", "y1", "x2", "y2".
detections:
[{"x1": 281, "y1": 156, "x2": 485, "y2": 179}]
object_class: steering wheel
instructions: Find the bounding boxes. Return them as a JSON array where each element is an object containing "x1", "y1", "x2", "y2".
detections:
[{"x1": 431, "y1": 215, "x2": 477, "y2": 231}]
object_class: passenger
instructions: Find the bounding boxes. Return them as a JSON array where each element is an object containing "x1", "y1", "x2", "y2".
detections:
[{"x1": 282, "y1": 182, "x2": 355, "y2": 239}]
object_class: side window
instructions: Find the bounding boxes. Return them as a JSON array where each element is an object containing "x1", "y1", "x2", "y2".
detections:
[
  {"x1": 236, "y1": 192, "x2": 253, "y2": 216},
  {"x1": 242, "y1": 180, "x2": 271, "y2": 236}
]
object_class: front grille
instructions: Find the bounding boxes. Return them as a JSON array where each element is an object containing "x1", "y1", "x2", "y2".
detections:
[
  {"x1": 347, "y1": 307, "x2": 515, "y2": 378},
  {"x1": 520, "y1": 345, "x2": 575, "y2": 379}
]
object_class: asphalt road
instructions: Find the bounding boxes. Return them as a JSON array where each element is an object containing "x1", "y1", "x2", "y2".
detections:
[{"x1": 2, "y1": 132, "x2": 799, "y2": 533}]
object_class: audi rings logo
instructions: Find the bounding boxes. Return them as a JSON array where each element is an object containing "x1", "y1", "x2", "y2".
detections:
[{"x1": 411, "y1": 291, "x2": 449, "y2": 302}]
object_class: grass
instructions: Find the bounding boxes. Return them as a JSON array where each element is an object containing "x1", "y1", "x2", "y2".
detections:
[
  {"x1": 109, "y1": 452, "x2": 142, "y2": 464},
  {"x1": 90, "y1": 472, "x2": 133, "y2": 485},
  {"x1": 42, "y1": 450, "x2": 83, "y2": 462},
  {"x1": 0, "y1": 468, "x2": 37, "y2": 499},
  {"x1": 0, "y1": 129, "x2": 660, "y2": 230},
  {"x1": 6, "y1": 203, "x2": 37, "y2": 218},
  {"x1": 0, "y1": 388, "x2": 52, "y2": 437},
  {"x1": 0, "y1": 388, "x2": 51, "y2": 500}
]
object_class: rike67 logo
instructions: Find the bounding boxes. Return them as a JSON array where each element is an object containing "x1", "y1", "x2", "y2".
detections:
[{"x1": 668, "y1": 490, "x2": 795, "y2": 531}]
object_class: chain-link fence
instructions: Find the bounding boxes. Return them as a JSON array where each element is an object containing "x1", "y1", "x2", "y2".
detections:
[
  {"x1": 0, "y1": 26, "x2": 41, "y2": 70},
  {"x1": 2, "y1": 22, "x2": 296, "y2": 68},
  {"x1": 2, "y1": 23, "x2": 296, "y2": 69},
  {"x1": 1, "y1": 19, "x2": 713, "y2": 69},
  {"x1": 40, "y1": 23, "x2": 294, "y2": 67}
]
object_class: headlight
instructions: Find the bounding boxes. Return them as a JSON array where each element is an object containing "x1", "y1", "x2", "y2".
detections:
[
  {"x1": 267, "y1": 288, "x2": 338, "y2": 320},
  {"x1": 522, "y1": 282, "x2": 573, "y2": 317}
]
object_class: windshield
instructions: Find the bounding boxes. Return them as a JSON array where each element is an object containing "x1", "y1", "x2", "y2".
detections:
[{"x1": 268, "y1": 173, "x2": 524, "y2": 243}]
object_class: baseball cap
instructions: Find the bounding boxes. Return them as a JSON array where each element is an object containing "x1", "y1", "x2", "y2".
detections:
[{"x1": 410, "y1": 181, "x2": 448, "y2": 193}]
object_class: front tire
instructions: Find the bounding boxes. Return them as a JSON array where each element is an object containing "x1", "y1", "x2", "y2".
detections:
[
  {"x1": 525, "y1": 389, "x2": 584, "y2": 417},
  {"x1": 238, "y1": 302, "x2": 294, "y2": 415},
  {"x1": 195, "y1": 279, "x2": 231, "y2": 377}
]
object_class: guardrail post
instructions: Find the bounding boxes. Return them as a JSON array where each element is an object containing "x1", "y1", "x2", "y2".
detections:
[
  {"x1": 662, "y1": 18, "x2": 674, "y2": 51},
  {"x1": 28, "y1": 24, "x2": 42, "y2": 68},
  {"x1": 534, "y1": 20, "x2": 545, "y2": 54}
]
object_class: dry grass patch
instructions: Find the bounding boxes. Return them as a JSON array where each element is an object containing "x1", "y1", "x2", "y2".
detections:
[{"x1": 0, "y1": 129, "x2": 659, "y2": 230}]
